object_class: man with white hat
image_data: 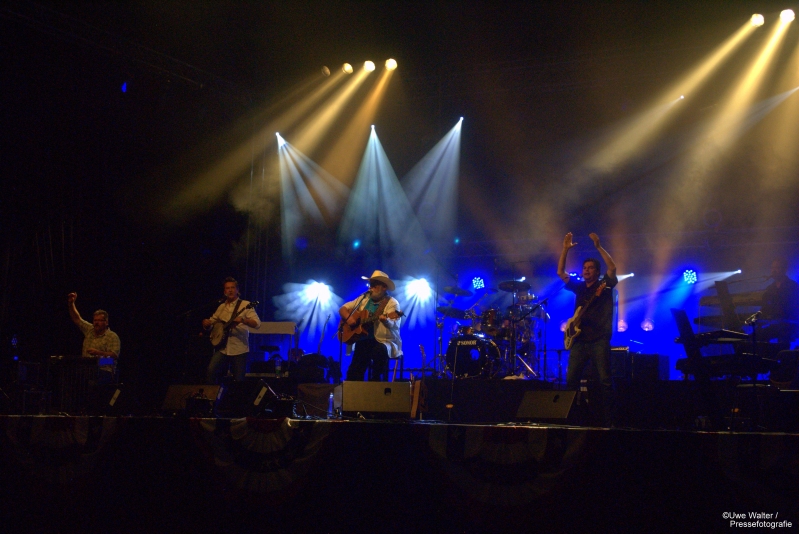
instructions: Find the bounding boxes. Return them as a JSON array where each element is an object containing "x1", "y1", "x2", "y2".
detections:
[{"x1": 339, "y1": 270, "x2": 403, "y2": 381}]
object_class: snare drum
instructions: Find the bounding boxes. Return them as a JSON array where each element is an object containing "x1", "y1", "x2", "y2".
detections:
[{"x1": 445, "y1": 334, "x2": 501, "y2": 378}]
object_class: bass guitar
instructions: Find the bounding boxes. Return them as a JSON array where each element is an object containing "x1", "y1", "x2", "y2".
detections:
[
  {"x1": 563, "y1": 281, "x2": 607, "y2": 349},
  {"x1": 209, "y1": 301, "x2": 259, "y2": 349},
  {"x1": 338, "y1": 309, "x2": 404, "y2": 344}
]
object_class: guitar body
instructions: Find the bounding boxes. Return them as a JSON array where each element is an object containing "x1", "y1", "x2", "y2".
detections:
[
  {"x1": 563, "y1": 307, "x2": 583, "y2": 349},
  {"x1": 562, "y1": 281, "x2": 607, "y2": 349},
  {"x1": 338, "y1": 309, "x2": 404, "y2": 344},
  {"x1": 209, "y1": 301, "x2": 259, "y2": 349},
  {"x1": 209, "y1": 322, "x2": 226, "y2": 348}
]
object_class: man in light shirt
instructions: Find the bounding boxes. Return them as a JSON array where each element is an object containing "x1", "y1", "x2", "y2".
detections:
[{"x1": 202, "y1": 277, "x2": 261, "y2": 383}]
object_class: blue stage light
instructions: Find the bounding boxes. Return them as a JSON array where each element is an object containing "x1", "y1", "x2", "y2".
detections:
[
  {"x1": 454, "y1": 237, "x2": 460, "y2": 245},
  {"x1": 303, "y1": 282, "x2": 332, "y2": 304},
  {"x1": 472, "y1": 277, "x2": 485, "y2": 290},
  {"x1": 121, "y1": 82, "x2": 127, "y2": 93},
  {"x1": 683, "y1": 270, "x2": 698, "y2": 284},
  {"x1": 406, "y1": 278, "x2": 432, "y2": 302},
  {"x1": 352, "y1": 240, "x2": 361, "y2": 250}
]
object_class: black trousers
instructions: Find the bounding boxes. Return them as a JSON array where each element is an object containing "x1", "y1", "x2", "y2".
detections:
[{"x1": 347, "y1": 338, "x2": 389, "y2": 381}]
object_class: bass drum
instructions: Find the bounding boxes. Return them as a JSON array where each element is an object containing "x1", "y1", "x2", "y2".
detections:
[{"x1": 445, "y1": 334, "x2": 501, "y2": 378}]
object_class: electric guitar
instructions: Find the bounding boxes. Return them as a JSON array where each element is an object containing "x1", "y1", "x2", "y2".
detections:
[
  {"x1": 563, "y1": 281, "x2": 607, "y2": 349},
  {"x1": 338, "y1": 309, "x2": 404, "y2": 344},
  {"x1": 209, "y1": 301, "x2": 259, "y2": 349}
]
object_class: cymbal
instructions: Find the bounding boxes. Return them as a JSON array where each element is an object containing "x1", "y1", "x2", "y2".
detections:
[
  {"x1": 498, "y1": 280, "x2": 531, "y2": 293},
  {"x1": 442, "y1": 286, "x2": 473, "y2": 297},
  {"x1": 436, "y1": 306, "x2": 467, "y2": 319}
]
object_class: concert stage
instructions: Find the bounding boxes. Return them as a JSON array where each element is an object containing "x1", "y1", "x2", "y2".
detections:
[{"x1": 2, "y1": 384, "x2": 798, "y2": 533}]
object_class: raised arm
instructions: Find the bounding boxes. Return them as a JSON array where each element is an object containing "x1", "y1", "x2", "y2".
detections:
[
  {"x1": 589, "y1": 233, "x2": 616, "y2": 278},
  {"x1": 557, "y1": 233, "x2": 577, "y2": 283},
  {"x1": 67, "y1": 292, "x2": 82, "y2": 326}
]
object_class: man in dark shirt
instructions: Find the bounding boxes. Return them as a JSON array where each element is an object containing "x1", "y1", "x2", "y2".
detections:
[
  {"x1": 759, "y1": 258, "x2": 799, "y2": 344},
  {"x1": 557, "y1": 232, "x2": 618, "y2": 426}
]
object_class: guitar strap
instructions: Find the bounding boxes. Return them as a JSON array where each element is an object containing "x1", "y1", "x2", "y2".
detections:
[{"x1": 375, "y1": 296, "x2": 390, "y2": 317}]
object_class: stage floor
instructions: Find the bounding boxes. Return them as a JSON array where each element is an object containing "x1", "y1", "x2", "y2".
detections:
[{"x1": 1, "y1": 415, "x2": 797, "y2": 533}]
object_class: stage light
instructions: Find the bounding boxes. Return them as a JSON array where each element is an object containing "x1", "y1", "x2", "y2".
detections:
[
  {"x1": 680, "y1": 95, "x2": 684, "y2": 100},
  {"x1": 352, "y1": 240, "x2": 361, "y2": 250},
  {"x1": 641, "y1": 318, "x2": 654, "y2": 332},
  {"x1": 385, "y1": 58, "x2": 397, "y2": 71},
  {"x1": 454, "y1": 237, "x2": 460, "y2": 245},
  {"x1": 121, "y1": 82, "x2": 128, "y2": 93},
  {"x1": 322, "y1": 66, "x2": 331, "y2": 76},
  {"x1": 751, "y1": 14, "x2": 765, "y2": 27},
  {"x1": 519, "y1": 276, "x2": 526, "y2": 282},
  {"x1": 406, "y1": 278, "x2": 432, "y2": 302},
  {"x1": 276, "y1": 132, "x2": 286, "y2": 147},
  {"x1": 472, "y1": 277, "x2": 485, "y2": 290},
  {"x1": 781, "y1": 10, "x2": 795, "y2": 22},
  {"x1": 364, "y1": 61, "x2": 376, "y2": 72},
  {"x1": 342, "y1": 63, "x2": 354, "y2": 74},
  {"x1": 617, "y1": 319, "x2": 628, "y2": 333},
  {"x1": 683, "y1": 269, "x2": 698, "y2": 284},
  {"x1": 303, "y1": 282, "x2": 332, "y2": 304},
  {"x1": 618, "y1": 273, "x2": 635, "y2": 282}
]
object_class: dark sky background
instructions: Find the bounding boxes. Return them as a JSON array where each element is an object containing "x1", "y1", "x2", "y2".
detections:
[{"x1": 2, "y1": 1, "x2": 798, "y2": 406}]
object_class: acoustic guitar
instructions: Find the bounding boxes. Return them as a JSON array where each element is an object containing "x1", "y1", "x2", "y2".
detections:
[
  {"x1": 209, "y1": 301, "x2": 259, "y2": 349},
  {"x1": 338, "y1": 309, "x2": 404, "y2": 344},
  {"x1": 563, "y1": 281, "x2": 607, "y2": 349}
]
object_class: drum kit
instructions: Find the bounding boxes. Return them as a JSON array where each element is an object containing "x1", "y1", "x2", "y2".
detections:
[{"x1": 436, "y1": 280, "x2": 545, "y2": 379}]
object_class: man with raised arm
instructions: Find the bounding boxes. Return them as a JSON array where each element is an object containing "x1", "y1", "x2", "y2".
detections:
[
  {"x1": 67, "y1": 292, "x2": 121, "y2": 384},
  {"x1": 557, "y1": 232, "x2": 618, "y2": 426}
]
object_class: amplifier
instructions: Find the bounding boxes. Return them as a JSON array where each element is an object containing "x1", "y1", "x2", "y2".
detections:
[{"x1": 333, "y1": 381, "x2": 411, "y2": 415}]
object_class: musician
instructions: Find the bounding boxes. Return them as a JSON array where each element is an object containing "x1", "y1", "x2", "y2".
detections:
[
  {"x1": 557, "y1": 232, "x2": 618, "y2": 426},
  {"x1": 339, "y1": 270, "x2": 402, "y2": 381},
  {"x1": 67, "y1": 292, "x2": 120, "y2": 384},
  {"x1": 758, "y1": 258, "x2": 799, "y2": 344},
  {"x1": 202, "y1": 277, "x2": 261, "y2": 383}
]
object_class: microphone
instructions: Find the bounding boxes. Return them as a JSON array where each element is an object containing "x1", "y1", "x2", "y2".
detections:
[{"x1": 744, "y1": 311, "x2": 762, "y2": 325}]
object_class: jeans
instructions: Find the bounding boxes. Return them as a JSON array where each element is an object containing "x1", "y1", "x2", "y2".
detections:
[
  {"x1": 207, "y1": 351, "x2": 248, "y2": 383},
  {"x1": 566, "y1": 338, "x2": 614, "y2": 426},
  {"x1": 346, "y1": 338, "x2": 389, "y2": 381}
]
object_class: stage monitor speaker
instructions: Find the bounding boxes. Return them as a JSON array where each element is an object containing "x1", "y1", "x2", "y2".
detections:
[
  {"x1": 333, "y1": 381, "x2": 411, "y2": 416},
  {"x1": 86, "y1": 383, "x2": 131, "y2": 416},
  {"x1": 214, "y1": 379, "x2": 283, "y2": 418},
  {"x1": 515, "y1": 390, "x2": 577, "y2": 421},
  {"x1": 161, "y1": 385, "x2": 220, "y2": 415}
]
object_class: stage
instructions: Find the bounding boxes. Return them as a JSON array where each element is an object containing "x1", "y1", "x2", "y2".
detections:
[{"x1": 2, "y1": 379, "x2": 799, "y2": 533}]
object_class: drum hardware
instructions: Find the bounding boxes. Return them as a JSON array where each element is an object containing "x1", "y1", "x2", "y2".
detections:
[
  {"x1": 442, "y1": 286, "x2": 473, "y2": 297},
  {"x1": 498, "y1": 280, "x2": 532, "y2": 293},
  {"x1": 436, "y1": 306, "x2": 467, "y2": 319}
]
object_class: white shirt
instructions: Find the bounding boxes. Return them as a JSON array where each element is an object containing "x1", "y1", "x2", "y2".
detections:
[
  {"x1": 208, "y1": 299, "x2": 261, "y2": 356},
  {"x1": 342, "y1": 295, "x2": 403, "y2": 359}
]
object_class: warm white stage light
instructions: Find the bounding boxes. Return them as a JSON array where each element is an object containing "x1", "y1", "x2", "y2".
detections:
[
  {"x1": 364, "y1": 61, "x2": 376, "y2": 72},
  {"x1": 680, "y1": 95, "x2": 685, "y2": 100},
  {"x1": 342, "y1": 63, "x2": 354, "y2": 74},
  {"x1": 780, "y1": 9, "x2": 795, "y2": 22},
  {"x1": 751, "y1": 14, "x2": 765, "y2": 26},
  {"x1": 385, "y1": 58, "x2": 397, "y2": 71},
  {"x1": 322, "y1": 66, "x2": 331, "y2": 76}
]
